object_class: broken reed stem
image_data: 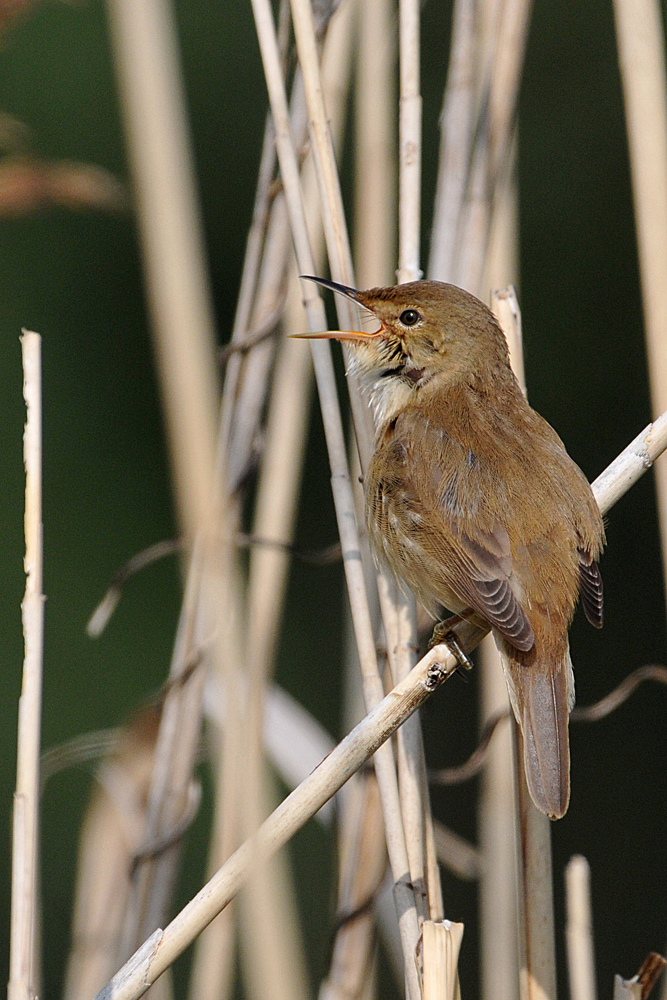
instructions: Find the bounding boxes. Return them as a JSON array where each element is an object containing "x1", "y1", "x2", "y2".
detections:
[
  {"x1": 252, "y1": 2, "x2": 423, "y2": 995},
  {"x1": 565, "y1": 855, "x2": 597, "y2": 1000},
  {"x1": 613, "y1": 0, "x2": 667, "y2": 582},
  {"x1": 8, "y1": 331, "x2": 44, "y2": 1000},
  {"x1": 91, "y1": 406, "x2": 667, "y2": 1000}
]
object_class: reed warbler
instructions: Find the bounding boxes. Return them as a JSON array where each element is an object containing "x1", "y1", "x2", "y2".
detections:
[{"x1": 297, "y1": 276, "x2": 604, "y2": 820}]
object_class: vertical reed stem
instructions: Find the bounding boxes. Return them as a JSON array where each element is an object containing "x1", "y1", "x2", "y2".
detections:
[{"x1": 8, "y1": 332, "x2": 44, "y2": 1000}]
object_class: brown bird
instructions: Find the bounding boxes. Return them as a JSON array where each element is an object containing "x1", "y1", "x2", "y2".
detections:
[{"x1": 299, "y1": 276, "x2": 605, "y2": 820}]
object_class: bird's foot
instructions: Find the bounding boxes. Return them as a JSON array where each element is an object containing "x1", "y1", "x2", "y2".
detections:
[{"x1": 429, "y1": 616, "x2": 475, "y2": 676}]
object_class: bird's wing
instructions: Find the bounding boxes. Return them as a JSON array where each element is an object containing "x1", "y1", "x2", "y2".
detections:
[
  {"x1": 452, "y1": 527, "x2": 535, "y2": 651},
  {"x1": 577, "y1": 547, "x2": 603, "y2": 628},
  {"x1": 371, "y1": 416, "x2": 535, "y2": 652}
]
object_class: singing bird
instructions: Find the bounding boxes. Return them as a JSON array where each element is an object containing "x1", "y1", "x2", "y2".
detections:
[{"x1": 299, "y1": 276, "x2": 605, "y2": 820}]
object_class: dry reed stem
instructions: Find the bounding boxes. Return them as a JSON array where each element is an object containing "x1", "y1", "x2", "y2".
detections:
[
  {"x1": 93, "y1": 641, "x2": 463, "y2": 1000},
  {"x1": 252, "y1": 1, "x2": 424, "y2": 993},
  {"x1": 190, "y1": 43, "x2": 316, "y2": 998},
  {"x1": 90, "y1": 394, "x2": 667, "y2": 1000},
  {"x1": 216, "y1": 112, "x2": 277, "y2": 459},
  {"x1": 565, "y1": 855, "x2": 597, "y2": 1000},
  {"x1": 429, "y1": 0, "x2": 476, "y2": 282},
  {"x1": 319, "y1": 773, "x2": 386, "y2": 1000},
  {"x1": 63, "y1": 711, "x2": 160, "y2": 1000},
  {"x1": 491, "y1": 286, "x2": 555, "y2": 1000},
  {"x1": 421, "y1": 921, "x2": 464, "y2": 1000},
  {"x1": 105, "y1": 0, "x2": 220, "y2": 543},
  {"x1": 613, "y1": 0, "x2": 667, "y2": 583},
  {"x1": 8, "y1": 331, "x2": 43, "y2": 1000},
  {"x1": 287, "y1": 0, "x2": 375, "y2": 465},
  {"x1": 353, "y1": 0, "x2": 396, "y2": 290},
  {"x1": 239, "y1": 774, "x2": 310, "y2": 1000},
  {"x1": 612, "y1": 27, "x2": 667, "y2": 989},
  {"x1": 235, "y1": 14, "x2": 355, "y2": 998},
  {"x1": 397, "y1": 0, "x2": 422, "y2": 284},
  {"x1": 295, "y1": 0, "x2": 439, "y2": 937},
  {"x1": 105, "y1": 0, "x2": 242, "y2": 962},
  {"x1": 476, "y1": 189, "x2": 522, "y2": 1000}
]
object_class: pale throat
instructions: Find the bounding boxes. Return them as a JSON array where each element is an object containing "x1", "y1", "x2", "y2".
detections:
[{"x1": 365, "y1": 370, "x2": 418, "y2": 430}]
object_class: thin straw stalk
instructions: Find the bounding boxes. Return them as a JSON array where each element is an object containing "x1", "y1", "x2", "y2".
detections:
[
  {"x1": 395, "y1": 0, "x2": 446, "y2": 927},
  {"x1": 429, "y1": 0, "x2": 476, "y2": 282},
  {"x1": 491, "y1": 286, "x2": 555, "y2": 1000},
  {"x1": 397, "y1": 0, "x2": 422, "y2": 283},
  {"x1": 565, "y1": 855, "x2": 597, "y2": 1000},
  {"x1": 250, "y1": 2, "x2": 423, "y2": 994},
  {"x1": 612, "y1": 38, "x2": 667, "y2": 986},
  {"x1": 476, "y1": 186, "x2": 522, "y2": 1000},
  {"x1": 105, "y1": 0, "x2": 239, "y2": 954},
  {"x1": 319, "y1": 772, "x2": 386, "y2": 1000},
  {"x1": 92, "y1": 406, "x2": 667, "y2": 1000},
  {"x1": 353, "y1": 0, "x2": 396, "y2": 290},
  {"x1": 8, "y1": 331, "x2": 44, "y2": 1000},
  {"x1": 613, "y1": 0, "x2": 667, "y2": 572},
  {"x1": 290, "y1": 0, "x2": 443, "y2": 941},
  {"x1": 287, "y1": 0, "x2": 375, "y2": 466}
]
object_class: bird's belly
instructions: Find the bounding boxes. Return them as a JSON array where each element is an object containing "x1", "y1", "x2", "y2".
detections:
[{"x1": 366, "y1": 501, "x2": 465, "y2": 619}]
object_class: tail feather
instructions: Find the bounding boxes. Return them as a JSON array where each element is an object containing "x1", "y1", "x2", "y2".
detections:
[{"x1": 498, "y1": 642, "x2": 574, "y2": 820}]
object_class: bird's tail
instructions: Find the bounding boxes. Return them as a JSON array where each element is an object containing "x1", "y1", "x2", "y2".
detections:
[{"x1": 497, "y1": 640, "x2": 574, "y2": 820}]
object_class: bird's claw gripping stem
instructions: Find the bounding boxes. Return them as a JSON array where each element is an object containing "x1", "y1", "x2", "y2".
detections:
[{"x1": 429, "y1": 616, "x2": 475, "y2": 675}]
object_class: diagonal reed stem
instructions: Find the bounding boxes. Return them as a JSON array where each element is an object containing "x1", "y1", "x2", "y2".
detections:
[{"x1": 90, "y1": 404, "x2": 667, "y2": 1000}]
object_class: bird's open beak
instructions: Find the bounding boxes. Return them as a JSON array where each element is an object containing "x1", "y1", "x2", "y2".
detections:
[
  {"x1": 290, "y1": 329, "x2": 383, "y2": 341},
  {"x1": 293, "y1": 274, "x2": 383, "y2": 341}
]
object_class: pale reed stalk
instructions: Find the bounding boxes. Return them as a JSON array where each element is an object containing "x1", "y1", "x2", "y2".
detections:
[
  {"x1": 565, "y1": 855, "x2": 597, "y2": 1000},
  {"x1": 8, "y1": 331, "x2": 44, "y2": 1000},
  {"x1": 613, "y1": 0, "x2": 667, "y2": 581},
  {"x1": 253, "y1": 0, "x2": 423, "y2": 993},
  {"x1": 236, "y1": 13, "x2": 355, "y2": 1000},
  {"x1": 93, "y1": 640, "x2": 465, "y2": 1000},
  {"x1": 492, "y1": 283, "x2": 556, "y2": 1000},
  {"x1": 397, "y1": 0, "x2": 422, "y2": 284},
  {"x1": 612, "y1": 20, "x2": 667, "y2": 991},
  {"x1": 321, "y1": 1, "x2": 395, "y2": 988},
  {"x1": 90, "y1": 411, "x2": 667, "y2": 1000},
  {"x1": 292, "y1": 0, "x2": 443, "y2": 948},
  {"x1": 105, "y1": 0, "x2": 239, "y2": 961},
  {"x1": 429, "y1": 0, "x2": 476, "y2": 282},
  {"x1": 476, "y1": 180, "x2": 521, "y2": 1000}
]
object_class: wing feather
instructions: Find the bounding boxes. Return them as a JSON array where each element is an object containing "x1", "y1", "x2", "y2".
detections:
[{"x1": 578, "y1": 549, "x2": 603, "y2": 628}]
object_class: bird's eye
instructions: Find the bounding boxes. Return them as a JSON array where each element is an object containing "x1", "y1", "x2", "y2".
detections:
[{"x1": 399, "y1": 309, "x2": 421, "y2": 327}]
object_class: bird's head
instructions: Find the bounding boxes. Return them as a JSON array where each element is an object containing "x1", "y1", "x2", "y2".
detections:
[{"x1": 295, "y1": 277, "x2": 513, "y2": 427}]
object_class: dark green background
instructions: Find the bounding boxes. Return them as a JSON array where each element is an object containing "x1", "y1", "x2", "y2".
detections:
[{"x1": 0, "y1": 1, "x2": 665, "y2": 997}]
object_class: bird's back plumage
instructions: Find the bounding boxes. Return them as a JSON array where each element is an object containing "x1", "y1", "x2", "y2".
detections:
[{"x1": 366, "y1": 373, "x2": 604, "y2": 819}]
